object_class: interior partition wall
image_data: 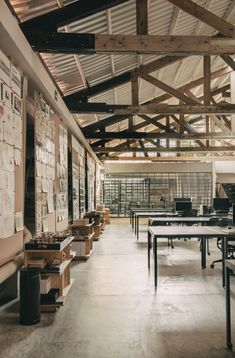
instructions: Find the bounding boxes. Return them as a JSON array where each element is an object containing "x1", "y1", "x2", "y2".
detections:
[{"x1": 103, "y1": 172, "x2": 213, "y2": 217}]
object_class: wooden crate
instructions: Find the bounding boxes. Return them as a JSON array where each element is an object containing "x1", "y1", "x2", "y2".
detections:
[
  {"x1": 93, "y1": 223, "x2": 102, "y2": 241},
  {"x1": 72, "y1": 233, "x2": 94, "y2": 260}
]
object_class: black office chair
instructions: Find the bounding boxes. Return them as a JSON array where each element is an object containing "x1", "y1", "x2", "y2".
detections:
[{"x1": 210, "y1": 218, "x2": 234, "y2": 269}]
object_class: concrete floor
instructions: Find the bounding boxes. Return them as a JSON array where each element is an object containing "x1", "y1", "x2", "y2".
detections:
[{"x1": 0, "y1": 218, "x2": 235, "y2": 358}]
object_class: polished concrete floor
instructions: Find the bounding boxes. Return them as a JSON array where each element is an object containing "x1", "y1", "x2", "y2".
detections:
[{"x1": 0, "y1": 218, "x2": 235, "y2": 358}]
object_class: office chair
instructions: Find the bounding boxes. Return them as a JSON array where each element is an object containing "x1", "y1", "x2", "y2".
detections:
[{"x1": 210, "y1": 218, "x2": 234, "y2": 269}]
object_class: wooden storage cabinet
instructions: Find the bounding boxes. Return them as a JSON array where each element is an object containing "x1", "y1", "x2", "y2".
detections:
[
  {"x1": 24, "y1": 237, "x2": 74, "y2": 311},
  {"x1": 72, "y1": 233, "x2": 94, "y2": 260}
]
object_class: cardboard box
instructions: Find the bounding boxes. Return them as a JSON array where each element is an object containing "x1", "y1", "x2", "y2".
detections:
[
  {"x1": 72, "y1": 224, "x2": 93, "y2": 236},
  {"x1": 73, "y1": 218, "x2": 89, "y2": 226}
]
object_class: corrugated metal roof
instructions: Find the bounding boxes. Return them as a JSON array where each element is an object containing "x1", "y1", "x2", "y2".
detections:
[{"x1": 9, "y1": 0, "x2": 235, "y2": 132}]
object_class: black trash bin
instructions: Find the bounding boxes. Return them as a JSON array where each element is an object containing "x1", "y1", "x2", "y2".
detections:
[{"x1": 20, "y1": 268, "x2": 41, "y2": 325}]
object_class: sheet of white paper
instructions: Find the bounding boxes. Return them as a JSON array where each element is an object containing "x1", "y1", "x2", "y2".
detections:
[
  {"x1": 14, "y1": 148, "x2": 21, "y2": 165},
  {"x1": 47, "y1": 195, "x2": 54, "y2": 213},
  {"x1": 42, "y1": 217, "x2": 48, "y2": 232},
  {"x1": 15, "y1": 211, "x2": 24, "y2": 232},
  {"x1": 36, "y1": 161, "x2": 41, "y2": 177}
]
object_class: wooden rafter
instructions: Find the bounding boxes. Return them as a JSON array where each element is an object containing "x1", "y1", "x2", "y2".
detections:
[{"x1": 136, "y1": 0, "x2": 148, "y2": 35}]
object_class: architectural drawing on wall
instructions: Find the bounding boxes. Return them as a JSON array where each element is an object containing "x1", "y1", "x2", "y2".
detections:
[
  {"x1": 72, "y1": 163, "x2": 79, "y2": 220},
  {"x1": 87, "y1": 153, "x2": 95, "y2": 212},
  {"x1": 0, "y1": 49, "x2": 23, "y2": 239},
  {"x1": 57, "y1": 125, "x2": 68, "y2": 222},
  {"x1": 34, "y1": 93, "x2": 55, "y2": 233}
]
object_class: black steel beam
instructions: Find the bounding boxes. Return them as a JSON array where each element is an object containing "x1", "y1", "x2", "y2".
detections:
[
  {"x1": 23, "y1": 31, "x2": 96, "y2": 55},
  {"x1": 84, "y1": 131, "x2": 235, "y2": 140},
  {"x1": 20, "y1": 0, "x2": 129, "y2": 31},
  {"x1": 93, "y1": 146, "x2": 235, "y2": 153},
  {"x1": 82, "y1": 114, "x2": 129, "y2": 133}
]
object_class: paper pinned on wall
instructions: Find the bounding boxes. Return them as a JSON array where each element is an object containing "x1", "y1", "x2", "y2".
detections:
[
  {"x1": 42, "y1": 217, "x2": 49, "y2": 232},
  {"x1": 47, "y1": 195, "x2": 54, "y2": 213},
  {"x1": 15, "y1": 211, "x2": 24, "y2": 232},
  {"x1": 42, "y1": 179, "x2": 49, "y2": 193},
  {"x1": 0, "y1": 117, "x2": 3, "y2": 141},
  {"x1": 36, "y1": 161, "x2": 41, "y2": 177},
  {"x1": 14, "y1": 148, "x2": 21, "y2": 166}
]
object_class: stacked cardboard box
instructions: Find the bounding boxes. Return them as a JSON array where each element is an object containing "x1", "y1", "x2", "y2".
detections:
[
  {"x1": 71, "y1": 219, "x2": 94, "y2": 259},
  {"x1": 103, "y1": 208, "x2": 111, "y2": 225}
]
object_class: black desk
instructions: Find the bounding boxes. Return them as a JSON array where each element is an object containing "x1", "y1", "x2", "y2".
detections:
[
  {"x1": 225, "y1": 258, "x2": 235, "y2": 350},
  {"x1": 149, "y1": 216, "x2": 215, "y2": 226},
  {"x1": 147, "y1": 226, "x2": 230, "y2": 287}
]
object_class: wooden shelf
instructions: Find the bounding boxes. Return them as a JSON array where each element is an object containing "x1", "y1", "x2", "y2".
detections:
[
  {"x1": 24, "y1": 237, "x2": 74, "y2": 312},
  {"x1": 41, "y1": 279, "x2": 74, "y2": 312},
  {"x1": 73, "y1": 249, "x2": 94, "y2": 261}
]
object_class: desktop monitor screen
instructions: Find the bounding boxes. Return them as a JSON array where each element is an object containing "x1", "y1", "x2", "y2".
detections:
[
  {"x1": 175, "y1": 201, "x2": 192, "y2": 212},
  {"x1": 174, "y1": 198, "x2": 191, "y2": 202},
  {"x1": 213, "y1": 198, "x2": 231, "y2": 212}
]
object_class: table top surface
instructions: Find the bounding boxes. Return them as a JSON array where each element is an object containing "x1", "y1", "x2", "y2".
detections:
[
  {"x1": 148, "y1": 225, "x2": 234, "y2": 237},
  {"x1": 136, "y1": 212, "x2": 177, "y2": 217},
  {"x1": 148, "y1": 216, "x2": 228, "y2": 223},
  {"x1": 131, "y1": 208, "x2": 171, "y2": 212}
]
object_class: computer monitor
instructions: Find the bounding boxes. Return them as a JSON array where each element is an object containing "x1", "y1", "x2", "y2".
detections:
[
  {"x1": 213, "y1": 198, "x2": 231, "y2": 212},
  {"x1": 174, "y1": 198, "x2": 191, "y2": 202},
  {"x1": 175, "y1": 200, "x2": 192, "y2": 212}
]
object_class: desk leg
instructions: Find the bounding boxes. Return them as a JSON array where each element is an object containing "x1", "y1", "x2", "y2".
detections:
[
  {"x1": 135, "y1": 215, "x2": 137, "y2": 235},
  {"x1": 201, "y1": 237, "x2": 206, "y2": 269},
  {"x1": 130, "y1": 210, "x2": 131, "y2": 224},
  {"x1": 226, "y1": 267, "x2": 233, "y2": 350},
  {"x1": 148, "y1": 231, "x2": 151, "y2": 270},
  {"x1": 154, "y1": 236, "x2": 158, "y2": 287},
  {"x1": 137, "y1": 216, "x2": 139, "y2": 241},
  {"x1": 222, "y1": 237, "x2": 228, "y2": 288}
]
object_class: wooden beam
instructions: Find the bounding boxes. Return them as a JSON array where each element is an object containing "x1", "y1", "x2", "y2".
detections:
[
  {"x1": 93, "y1": 145, "x2": 235, "y2": 153},
  {"x1": 166, "y1": 0, "x2": 235, "y2": 37},
  {"x1": 220, "y1": 55, "x2": 235, "y2": 71},
  {"x1": 141, "y1": 73, "x2": 198, "y2": 105},
  {"x1": 85, "y1": 132, "x2": 235, "y2": 140},
  {"x1": 20, "y1": 0, "x2": 129, "y2": 31},
  {"x1": 138, "y1": 140, "x2": 149, "y2": 157},
  {"x1": 73, "y1": 103, "x2": 235, "y2": 115},
  {"x1": 204, "y1": 55, "x2": 211, "y2": 146},
  {"x1": 136, "y1": 0, "x2": 148, "y2": 35},
  {"x1": 146, "y1": 67, "x2": 229, "y2": 106},
  {"x1": 139, "y1": 115, "x2": 176, "y2": 133},
  {"x1": 25, "y1": 32, "x2": 235, "y2": 55}
]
